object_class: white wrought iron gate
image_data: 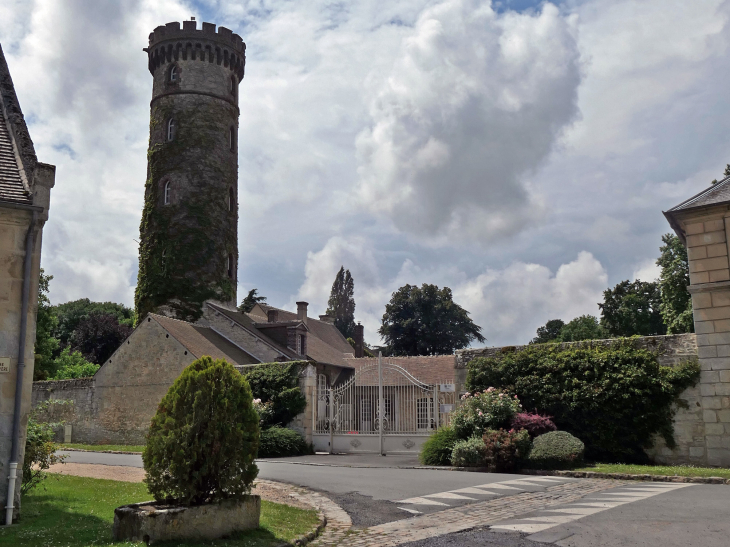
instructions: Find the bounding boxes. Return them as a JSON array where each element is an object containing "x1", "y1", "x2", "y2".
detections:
[{"x1": 313, "y1": 354, "x2": 456, "y2": 454}]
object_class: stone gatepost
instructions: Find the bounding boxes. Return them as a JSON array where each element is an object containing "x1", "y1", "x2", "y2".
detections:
[
  {"x1": 296, "y1": 364, "x2": 317, "y2": 444},
  {"x1": 665, "y1": 182, "x2": 730, "y2": 466}
]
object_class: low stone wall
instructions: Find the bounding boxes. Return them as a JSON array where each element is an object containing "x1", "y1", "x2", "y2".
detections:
[{"x1": 456, "y1": 334, "x2": 703, "y2": 466}]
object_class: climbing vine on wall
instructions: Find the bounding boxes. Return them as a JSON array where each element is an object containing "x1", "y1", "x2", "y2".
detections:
[{"x1": 135, "y1": 100, "x2": 237, "y2": 322}]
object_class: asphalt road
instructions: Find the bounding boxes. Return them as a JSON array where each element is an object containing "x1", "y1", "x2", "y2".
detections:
[{"x1": 62, "y1": 451, "x2": 730, "y2": 546}]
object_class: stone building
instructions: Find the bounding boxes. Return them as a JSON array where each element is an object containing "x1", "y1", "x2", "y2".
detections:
[
  {"x1": 0, "y1": 44, "x2": 55, "y2": 522},
  {"x1": 135, "y1": 20, "x2": 246, "y2": 322},
  {"x1": 663, "y1": 177, "x2": 730, "y2": 466}
]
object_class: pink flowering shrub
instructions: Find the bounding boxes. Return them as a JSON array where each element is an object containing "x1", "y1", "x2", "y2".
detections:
[
  {"x1": 482, "y1": 428, "x2": 532, "y2": 472},
  {"x1": 451, "y1": 388, "x2": 522, "y2": 439},
  {"x1": 510, "y1": 413, "x2": 557, "y2": 439}
]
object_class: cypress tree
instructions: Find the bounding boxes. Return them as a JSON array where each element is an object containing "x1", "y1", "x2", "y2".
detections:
[{"x1": 326, "y1": 266, "x2": 356, "y2": 339}]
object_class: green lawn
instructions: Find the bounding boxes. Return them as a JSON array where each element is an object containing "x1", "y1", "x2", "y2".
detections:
[
  {"x1": 576, "y1": 463, "x2": 730, "y2": 479},
  {"x1": 60, "y1": 443, "x2": 145, "y2": 453},
  {"x1": 0, "y1": 475, "x2": 319, "y2": 546}
]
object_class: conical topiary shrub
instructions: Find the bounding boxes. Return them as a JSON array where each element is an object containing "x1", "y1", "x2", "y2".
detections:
[{"x1": 143, "y1": 356, "x2": 260, "y2": 505}]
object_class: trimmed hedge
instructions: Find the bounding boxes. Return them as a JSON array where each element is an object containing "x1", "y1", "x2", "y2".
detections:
[
  {"x1": 143, "y1": 357, "x2": 259, "y2": 505},
  {"x1": 420, "y1": 427, "x2": 458, "y2": 466},
  {"x1": 526, "y1": 431, "x2": 584, "y2": 470},
  {"x1": 466, "y1": 341, "x2": 699, "y2": 461},
  {"x1": 258, "y1": 426, "x2": 313, "y2": 458},
  {"x1": 450, "y1": 436, "x2": 486, "y2": 467}
]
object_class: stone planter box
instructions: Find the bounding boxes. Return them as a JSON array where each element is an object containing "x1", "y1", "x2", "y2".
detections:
[{"x1": 113, "y1": 495, "x2": 261, "y2": 544}]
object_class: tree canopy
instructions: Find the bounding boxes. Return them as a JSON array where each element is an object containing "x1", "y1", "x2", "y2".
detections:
[
  {"x1": 558, "y1": 315, "x2": 608, "y2": 342},
  {"x1": 238, "y1": 288, "x2": 267, "y2": 313},
  {"x1": 656, "y1": 234, "x2": 694, "y2": 334},
  {"x1": 34, "y1": 270, "x2": 59, "y2": 380},
  {"x1": 53, "y1": 298, "x2": 134, "y2": 346},
  {"x1": 326, "y1": 266, "x2": 356, "y2": 339},
  {"x1": 69, "y1": 312, "x2": 133, "y2": 365},
  {"x1": 531, "y1": 319, "x2": 565, "y2": 344},
  {"x1": 599, "y1": 280, "x2": 665, "y2": 337},
  {"x1": 379, "y1": 283, "x2": 485, "y2": 355}
]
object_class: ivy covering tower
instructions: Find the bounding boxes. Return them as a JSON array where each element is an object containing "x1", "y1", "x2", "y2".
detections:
[{"x1": 135, "y1": 20, "x2": 245, "y2": 321}]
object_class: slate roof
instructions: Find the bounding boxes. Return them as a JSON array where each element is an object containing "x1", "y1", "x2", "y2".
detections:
[
  {"x1": 0, "y1": 45, "x2": 32, "y2": 205},
  {"x1": 666, "y1": 177, "x2": 730, "y2": 213},
  {"x1": 151, "y1": 313, "x2": 259, "y2": 366},
  {"x1": 251, "y1": 303, "x2": 355, "y2": 367}
]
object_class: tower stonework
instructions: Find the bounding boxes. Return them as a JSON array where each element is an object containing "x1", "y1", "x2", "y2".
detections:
[{"x1": 135, "y1": 21, "x2": 245, "y2": 321}]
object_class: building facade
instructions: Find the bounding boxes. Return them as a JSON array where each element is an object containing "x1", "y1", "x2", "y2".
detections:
[
  {"x1": 0, "y1": 44, "x2": 55, "y2": 522},
  {"x1": 135, "y1": 21, "x2": 245, "y2": 321}
]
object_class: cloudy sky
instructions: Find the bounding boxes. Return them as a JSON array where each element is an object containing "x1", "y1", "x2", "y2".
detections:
[{"x1": 2, "y1": 0, "x2": 728, "y2": 347}]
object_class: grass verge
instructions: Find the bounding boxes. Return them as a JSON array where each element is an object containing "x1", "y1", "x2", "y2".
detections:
[
  {"x1": 0, "y1": 474, "x2": 319, "y2": 546},
  {"x1": 60, "y1": 443, "x2": 145, "y2": 453},
  {"x1": 576, "y1": 463, "x2": 730, "y2": 479}
]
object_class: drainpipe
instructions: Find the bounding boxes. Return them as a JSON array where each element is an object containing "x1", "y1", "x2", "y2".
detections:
[{"x1": 5, "y1": 211, "x2": 37, "y2": 526}]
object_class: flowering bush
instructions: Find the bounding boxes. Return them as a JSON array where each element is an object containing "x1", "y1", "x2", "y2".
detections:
[
  {"x1": 451, "y1": 388, "x2": 522, "y2": 439},
  {"x1": 450, "y1": 436, "x2": 486, "y2": 467},
  {"x1": 253, "y1": 398, "x2": 275, "y2": 426},
  {"x1": 510, "y1": 413, "x2": 557, "y2": 439},
  {"x1": 482, "y1": 428, "x2": 532, "y2": 472}
]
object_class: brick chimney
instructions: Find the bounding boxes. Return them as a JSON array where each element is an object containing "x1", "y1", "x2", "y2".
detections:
[
  {"x1": 354, "y1": 322, "x2": 364, "y2": 358},
  {"x1": 267, "y1": 309, "x2": 278, "y2": 323},
  {"x1": 296, "y1": 301, "x2": 308, "y2": 325},
  {"x1": 319, "y1": 314, "x2": 335, "y2": 324}
]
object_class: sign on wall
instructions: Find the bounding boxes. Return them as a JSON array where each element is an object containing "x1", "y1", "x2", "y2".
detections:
[
  {"x1": 439, "y1": 384, "x2": 455, "y2": 392},
  {"x1": 0, "y1": 357, "x2": 10, "y2": 373}
]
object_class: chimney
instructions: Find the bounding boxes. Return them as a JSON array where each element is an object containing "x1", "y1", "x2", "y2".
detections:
[
  {"x1": 354, "y1": 322, "x2": 364, "y2": 358},
  {"x1": 267, "y1": 309, "x2": 278, "y2": 323},
  {"x1": 319, "y1": 314, "x2": 335, "y2": 324},
  {"x1": 296, "y1": 301, "x2": 308, "y2": 325}
]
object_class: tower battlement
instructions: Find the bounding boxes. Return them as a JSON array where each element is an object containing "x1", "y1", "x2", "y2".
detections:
[{"x1": 145, "y1": 21, "x2": 245, "y2": 81}]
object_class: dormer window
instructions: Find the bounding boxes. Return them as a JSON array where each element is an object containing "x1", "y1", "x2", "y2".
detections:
[
  {"x1": 164, "y1": 181, "x2": 171, "y2": 205},
  {"x1": 169, "y1": 65, "x2": 178, "y2": 82},
  {"x1": 167, "y1": 118, "x2": 175, "y2": 141}
]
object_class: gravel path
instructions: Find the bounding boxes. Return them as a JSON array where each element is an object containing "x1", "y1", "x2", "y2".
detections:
[{"x1": 47, "y1": 462, "x2": 318, "y2": 510}]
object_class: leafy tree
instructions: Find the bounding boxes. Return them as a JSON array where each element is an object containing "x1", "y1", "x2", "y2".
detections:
[
  {"x1": 53, "y1": 299, "x2": 134, "y2": 346},
  {"x1": 379, "y1": 283, "x2": 485, "y2": 355},
  {"x1": 34, "y1": 269, "x2": 60, "y2": 380},
  {"x1": 240, "y1": 362, "x2": 308, "y2": 428},
  {"x1": 238, "y1": 288, "x2": 267, "y2": 313},
  {"x1": 557, "y1": 315, "x2": 608, "y2": 342},
  {"x1": 326, "y1": 266, "x2": 356, "y2": 339},
  {"x1": 599, "y1": 280, "x2": 666, "y2": 337},
  {"x1": 531, "y1": 319, "x2": 565, "y2": 344},
  {"x1": 69, "y1": 312, "x2": 132, "y2": 365},
  {"x1": 51, "y1": 347, "x2": 99, "y2": 379},
  {"x1": 23, "y1": 403, "x2": 67, "y2": 493},
  {"x1": 657, "y1": 234, "x2": 694, "y2": 334}
]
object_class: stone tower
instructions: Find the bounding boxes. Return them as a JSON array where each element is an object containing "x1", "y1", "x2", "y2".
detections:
[{"x1": 135, "y1": 21, "x2": 245, "y2": 321}]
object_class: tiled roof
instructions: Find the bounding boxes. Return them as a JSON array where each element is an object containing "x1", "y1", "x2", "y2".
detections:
[
  {"x1": 251, "y1": 303, "x2": 355, "y2": 367},
  {"x1": 0, "y1": 44, "x2": 34, "y2": 205},
  {"x1": 151, "y1": 313, "x2": 259, "y2": 366},
  {"x1": 666, "y1": 177, "x2": 730, "y2": 213},
  {"x1": 345, "y1": 355, "x2": 456, "y2": 385}
]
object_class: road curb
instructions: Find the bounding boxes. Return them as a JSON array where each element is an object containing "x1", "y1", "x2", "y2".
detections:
[
  {"x1": 522, "y1": 468, "x2": 730, "y2": 485},
  {"x1": 286, "y1": 511, "x2": 327, "y2": 546},
  {"x1": 60, "y1": 448, "x2": 143, "y2": 455}
]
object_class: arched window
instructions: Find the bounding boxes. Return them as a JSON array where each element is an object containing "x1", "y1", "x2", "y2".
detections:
[
  {"x1": 169, "y1": 65, "x2": 178, "y2": 82},
  {"x1": 167, "y1": 118, "x2": 175, "y2": 141},
  {"x1": 164, "y1": 181, "x2": 171, "y2": 205},
  {"x1": 227, "y1": 253, "x2": 235, "y2": 279},
  {"x1": 228, "y1": 187, "x2": 235, "y2": 212},
  {"x1": 229, "y1": 126, "x2": 235, "y2": 151}
]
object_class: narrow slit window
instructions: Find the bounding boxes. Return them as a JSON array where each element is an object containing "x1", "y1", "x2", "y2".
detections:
[
  {"x1": 169, "y1": 65, "x2": 178, "y2": 82},
  {"x1": 227, "y1": 253, "x2": 234, "y2": 279},
  {"x1": 228, "y1": 187, "x2": 235, "y2": 212},
  {"x1": 230, "y1": 75, "x2": 236, "y2": 95},
  {"x1": 229, "y1": 126, "x2": 235, "y2": 151},
  {"x1": 161, "y1": 249, "x2": 167, "y2": 270},
  {"x1": 164, "y1": 181, "x2": 171, "y2": 205},
  {"x1": 167, "y1": 118, "x2": 175, "y2": 141}
]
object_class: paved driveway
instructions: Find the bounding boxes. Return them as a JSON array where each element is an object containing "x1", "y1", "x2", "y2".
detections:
[{"x1": 61, "y1": 451, "x2": 730, "y2": 546}]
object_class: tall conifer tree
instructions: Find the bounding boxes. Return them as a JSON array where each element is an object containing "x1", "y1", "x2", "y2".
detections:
[{"x1": 326, "y1": 267, "x2": 356, "y2": 339}]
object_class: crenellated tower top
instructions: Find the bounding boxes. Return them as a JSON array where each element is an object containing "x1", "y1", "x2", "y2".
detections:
[{"x1": 144, "y1": 21, "x2": 245, "y2": 82}]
